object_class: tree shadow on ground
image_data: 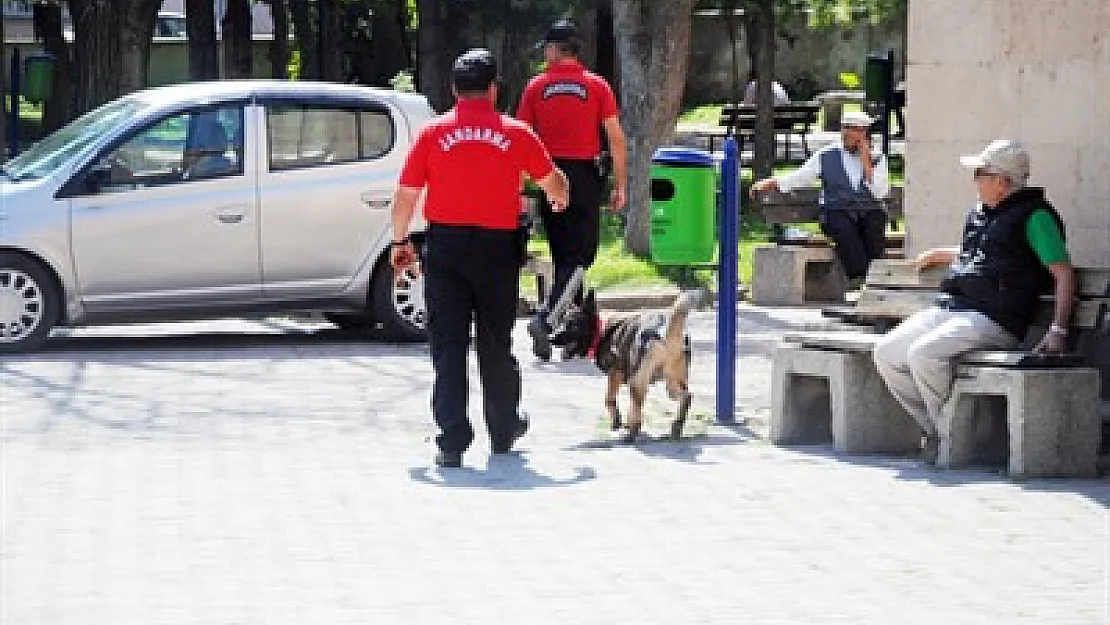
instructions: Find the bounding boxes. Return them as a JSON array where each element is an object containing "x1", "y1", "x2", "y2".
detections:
[
  {"x1": 407, "y1": 452, "x2": 597, "y2": 490},
  {"x1": 776, "y1": 443, "x2": 1110, "y2": 508},
  {"x1": 4, "y1": 325, "x2": 425, "y2": 363}
]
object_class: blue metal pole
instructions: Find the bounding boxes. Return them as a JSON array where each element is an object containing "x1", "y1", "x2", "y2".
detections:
[{"x1": 716, "y1": 135, "x2": 739, "y2": 424}]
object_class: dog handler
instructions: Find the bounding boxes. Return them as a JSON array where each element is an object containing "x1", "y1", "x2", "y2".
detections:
[
  {"x1": 517, "y1": 18, "x2": 628, "y2": 360},
  {"x1": 390, "y1": 49, "x2": 569, "y2": 468}
]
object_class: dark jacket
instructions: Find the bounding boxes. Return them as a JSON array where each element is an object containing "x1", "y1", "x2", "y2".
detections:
[{"x1": 939, "y1": 187, "x2": 1065, "y2": 338}]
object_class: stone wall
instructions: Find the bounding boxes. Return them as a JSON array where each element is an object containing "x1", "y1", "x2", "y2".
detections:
[
  {"x1": 905, "y1": 0, "x2": 1109, "y2": 266},
  {"x1": 685, "y1": 12, "x2": 905, "y2": 105}
]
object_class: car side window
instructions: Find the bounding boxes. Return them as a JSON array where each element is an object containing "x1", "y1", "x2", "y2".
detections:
[
  {"x1": 90, "y1": 105, "x2": 244, "y2": 193},
  {"x1": 267, "y1": 104, "x2": 394, "y2": 171}
]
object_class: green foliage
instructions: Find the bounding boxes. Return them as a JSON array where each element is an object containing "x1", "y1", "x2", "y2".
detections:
[
  {"x1": 802, "y1": 0, "x2": 907, "y2": 26},
  {"x1": 287, "y1": 50, "x2": 301, "y2": 80},
  {"x1": 389, "y1": 69, "x2": 416, "y2": 93},
  {"x1": 837, "y1": 71, "x2": 860, "y2": 89}
]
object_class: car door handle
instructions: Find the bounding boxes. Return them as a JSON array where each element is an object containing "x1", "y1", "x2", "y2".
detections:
[
  {"x1": 360, "y1": 193, "x2": 391, "y2": 210},
  {"x1": 214, "y1": 207, "x2": 246, "y2": 224}
]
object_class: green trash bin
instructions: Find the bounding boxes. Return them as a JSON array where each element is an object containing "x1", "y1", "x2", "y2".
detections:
[
  {"x1": 22, "y1": 53, "x2": 55, "y2": 104},
  {"x1": 649, "y1": 147, "x2": 716, "y2": 265},
  {"x1": 864, "y1": 50, "x2": 894, "y2": 105}
]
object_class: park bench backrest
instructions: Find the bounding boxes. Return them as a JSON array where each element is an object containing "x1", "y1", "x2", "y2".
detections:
[
  {"x1": 752, "y1": 186, "x2": 904, "y2": 223},
  {"x1": 719, "y1": 103, "x2": 820, "y2": 133}
]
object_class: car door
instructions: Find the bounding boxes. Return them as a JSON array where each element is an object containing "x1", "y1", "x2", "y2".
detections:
[
  {"x1": 66, "y1": 103, "x2": 261, "y2": 312},
  {"x1": 257, "y1": 97, "x2": 406, "y2": 298}
]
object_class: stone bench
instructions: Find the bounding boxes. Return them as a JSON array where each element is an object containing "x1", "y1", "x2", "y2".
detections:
[
  {"x1": 779, "y1": 260, "x2": 1110, "y2": 476},
  {"x1": 771, "y1": 331, "x2": 921, "y2": 453},
  {"x1": 939, "y1": 353, "x2": 1101, "y2": 478},
  {"x1": 749, "y1": 188, "x2": 904, "y2": 305}
]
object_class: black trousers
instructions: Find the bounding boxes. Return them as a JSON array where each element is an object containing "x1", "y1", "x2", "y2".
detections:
[
  {"x1": 539, "y1": 158, "x2": 603, "y2": 312},
  {"x1": 818, "y1": 209, "x2": 887, "y2": 281},
  {"x1": 424, "y1": 224, "x2": 522, "y2": 454}
]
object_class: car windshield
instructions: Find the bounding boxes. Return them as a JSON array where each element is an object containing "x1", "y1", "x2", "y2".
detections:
[{"x1": 1, "y1": 97, "x2": 148, "y2": 182}]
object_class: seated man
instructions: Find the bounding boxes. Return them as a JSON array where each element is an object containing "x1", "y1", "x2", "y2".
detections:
[
  {"x1": 872, "y1": 139, "x2": 1074, "y2": 465},
  {"x1": 750, "y1": 111, "x2": 890, "y2": 289},
  {"x1": 183, "y1": 115, "x2": 234, "y2": 180}
]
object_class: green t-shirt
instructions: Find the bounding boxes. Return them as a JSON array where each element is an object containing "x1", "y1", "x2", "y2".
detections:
[{"x1": 1025, "y1": 209, "x2": 1069, "y2": 265}]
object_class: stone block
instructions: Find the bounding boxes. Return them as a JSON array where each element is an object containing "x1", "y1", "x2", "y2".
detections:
[
  {"x1": 1017, "y1": 63, "x2": 1097, "y2": 145},
  {"x1": 751, "y1": 245, "x2": 846, "y2": 306},
  {"x1": 938, "y1": 366, "x2": 1101, "y2": 478},
  {"x1": 1004, "y1": 0, "x2": 1105, "y2": 64},
  {"x1": 906, "y1": 64, "x2": 1019, "y2": 143},
  {"x1": 909, "y1": 0, "x2": 1001, "y2": 64},
  {"x1": 771, "y1": 344, "x2": 922, "y2": 454}
]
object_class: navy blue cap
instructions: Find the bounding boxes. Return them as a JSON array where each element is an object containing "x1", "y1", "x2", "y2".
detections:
[
  {"x1": 542, "y1": 18, "x2": 578, "y2": 44},
  {"x1": 452, "y1": 48, "x2": 497, "y2": 92}
]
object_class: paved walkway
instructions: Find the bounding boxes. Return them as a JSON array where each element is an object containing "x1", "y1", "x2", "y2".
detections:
[{"x1": 2, "y1": 305, "x2": 1107, "y2": 624}]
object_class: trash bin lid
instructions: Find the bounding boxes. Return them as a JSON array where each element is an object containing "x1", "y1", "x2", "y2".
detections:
[{"x1": 652, "y1": 146, "x2": 714, "y2": 167}]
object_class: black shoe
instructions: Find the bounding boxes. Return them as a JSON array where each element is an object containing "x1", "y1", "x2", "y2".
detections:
[
  {"x1": 434, "y1": 450, "x2": 463, "y2": 468},
  {"x1": 528, "y1": 317, "x2": 552, "y2": 361},
  {"x1": 492, "y1": 414, "x2": 529, "y2": 454}
]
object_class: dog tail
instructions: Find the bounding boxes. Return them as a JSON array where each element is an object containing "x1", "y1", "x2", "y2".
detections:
[{"x1": 664, "y1": 289, "x2": 702, "y2": 343}]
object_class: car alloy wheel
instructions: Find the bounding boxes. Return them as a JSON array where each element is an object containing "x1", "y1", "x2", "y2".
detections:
[
  {"x1": 392, "y1": 267, "x2": 427, "y2": 331},
  {"x1": 0, "y1": 266, "x2": 47, "y2": 348}
]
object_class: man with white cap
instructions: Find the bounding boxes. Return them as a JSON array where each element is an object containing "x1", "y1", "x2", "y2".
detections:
[
  {"x1": 750, "y1": 110, "x2": 890, "y2": 289},
  {"x1": 873, "y1": 139, "x2": 1074, "y2": 465}
]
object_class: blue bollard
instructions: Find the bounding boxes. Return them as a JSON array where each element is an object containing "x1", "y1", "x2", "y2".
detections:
[{"x1": 716, "y1": 136, "x2": 739, "y2": 424}]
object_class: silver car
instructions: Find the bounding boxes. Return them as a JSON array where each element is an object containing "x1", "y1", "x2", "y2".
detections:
[{"x1": 0, "y1": 80, "x2": 434, "y2": 352}]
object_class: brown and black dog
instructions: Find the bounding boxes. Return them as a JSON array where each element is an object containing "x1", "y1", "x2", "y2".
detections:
[{"x1": 556, "y1": 290, "x2": 701, "y2": 443}]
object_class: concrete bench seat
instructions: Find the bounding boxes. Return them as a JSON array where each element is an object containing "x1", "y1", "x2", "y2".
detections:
[
  {"x1": 771, "y1": 332, "x2": 921, "y2": 453},
  {"x1": 750, "y1": 188, "x2": 904, "y2": 305},
  {"x1": 939, "y1": 353, "x2": 1101, "y2": 478},
  {"x1": 773, "y1": 260, "x2": 1110, "y2": 476}
]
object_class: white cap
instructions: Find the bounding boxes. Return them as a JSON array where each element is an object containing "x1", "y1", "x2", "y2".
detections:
[
  {"x1": 959, "y1": 139, "x2": 1030, "y2": 182},
  {"x1": 840, "y1": 111, "x2": 875, "y2": 128}
]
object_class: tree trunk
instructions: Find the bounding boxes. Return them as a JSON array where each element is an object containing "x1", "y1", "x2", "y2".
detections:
[
  {"x1": 67, "y1": 0, "x2": 122, "y2": 113},
  {"x1": 119, "y1": 0, "x2": 161, "y2": 94},
  {"x1": 290, "y1": 0, "x2": 318, "y2": 79},
  {"x1": 611, "y1": 0, "x2": 698, "y2": 257},
  {"x1": 744, "y1": 0, "x2": 776, "y2": 179},
  {"x1": 362, "y1": 0, "x2": 410, "y2": 86},
  {"x1": 222, "y1": 0, "x2": 253, "y2": 79},
  {"x1": 186, "y1": 0, "x2": 219, "y2": 80},
  {"x1": 265, "y1": 0, "x2": 290, "y2": 79},
  {"x1": 416, "y1": 0, "x2": 456, "y2": 112},
  {"x1": 33, "y1": 3, "x2": 74, "y2": 133},
  {"x1": 1, "y1": 6, "x2": 7, "y2": 154},
  {"x1": 319, "y1": 0, "x2": 345, "y2": 81}
]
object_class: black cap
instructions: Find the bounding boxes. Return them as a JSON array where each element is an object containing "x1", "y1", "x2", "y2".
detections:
[
  {"x1": 452, "y1": 48, "x2": 497, "y2": 93},
  {"x1": 542, "y1": 18, "x2": 578, "y2": 45}
]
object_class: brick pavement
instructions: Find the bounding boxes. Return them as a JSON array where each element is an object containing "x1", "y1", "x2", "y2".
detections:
[{"x1": 1, "y1": 308, "x2": 1108, "y2": 624}]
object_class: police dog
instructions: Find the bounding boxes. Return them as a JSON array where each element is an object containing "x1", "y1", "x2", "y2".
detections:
[{"x1": 556, "y1": 290, "x2": 700, "y2": 443}]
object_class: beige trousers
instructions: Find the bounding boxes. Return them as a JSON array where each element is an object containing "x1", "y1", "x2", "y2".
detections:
[{"x1": 873, "y1": 306, "x2": 1019, "y2": 437}]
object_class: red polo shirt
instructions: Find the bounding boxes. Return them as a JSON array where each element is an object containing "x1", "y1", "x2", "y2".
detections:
[
  {"x1": 399, "y1": 99, "x2": 555, "y2": 230},
  {"x1": 516, "y1": 60, "x2": 619, "y2": 160}
]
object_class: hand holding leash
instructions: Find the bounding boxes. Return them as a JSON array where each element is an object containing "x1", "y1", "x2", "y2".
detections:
[{"x1": 390, "y1": 240, "x2": 420, "y2": 284}]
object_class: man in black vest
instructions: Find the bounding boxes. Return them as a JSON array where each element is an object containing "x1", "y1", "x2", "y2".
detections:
[
  {"x1": 873, "y1": 139, "x2": 1075, "y2": 465},
  {"x1": 750, "y1": 111, "x2": 890, "y2": 290}
]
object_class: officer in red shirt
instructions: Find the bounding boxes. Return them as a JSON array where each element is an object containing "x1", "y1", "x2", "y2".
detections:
[
  {"x1": 517, "y1": 18, "x2": 628, "y2": 361},
  {"x1": 391, "y1": 49, "x2": 569, "y2": 469}
]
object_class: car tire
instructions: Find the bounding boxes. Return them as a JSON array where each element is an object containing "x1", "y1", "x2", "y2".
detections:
[
  {"x1": 370, "y1": 257, "x2": 427, "y2": 342},
  {"x1": 0, "y1": 253, "x2": 60, "y2": 353}
]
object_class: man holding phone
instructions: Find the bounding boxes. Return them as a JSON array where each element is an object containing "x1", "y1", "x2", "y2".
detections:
[{"x1": 750, "y1": 111, "x2": 890, "y2": 289}]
